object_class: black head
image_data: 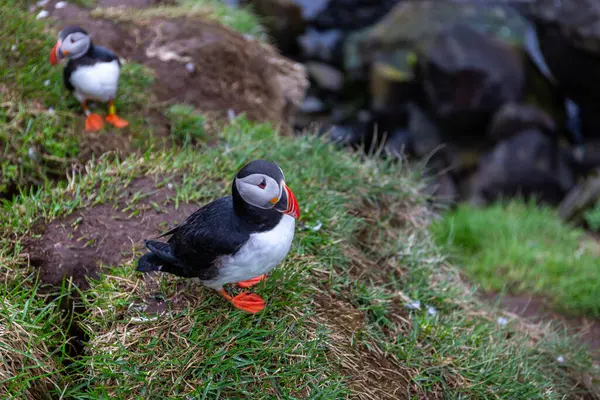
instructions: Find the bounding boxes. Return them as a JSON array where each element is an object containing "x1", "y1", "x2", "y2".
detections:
[
  {"x1": 50, "y1": 26, "x2": 91, "y2": 65},
  {"x1": 232, "y1": 159, "x2": 300, "y2": 222},
  {"x1": 58, "y1": 26, "x2": 89, "y2": 42}
]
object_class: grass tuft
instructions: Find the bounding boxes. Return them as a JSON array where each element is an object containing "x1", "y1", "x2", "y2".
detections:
[{"x1": 431, "y1": 200, "x2": 600, "y2": 317}]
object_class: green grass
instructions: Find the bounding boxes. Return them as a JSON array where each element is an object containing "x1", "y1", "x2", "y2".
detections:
[
  {"x1": 1, "y1": 120, "x2": 597, "y2": 398},
  {"x1": 585, "y1": 201, "x2": 600, "y2": 232},
  {"x1": 91, "y1": 0, "x2": 266, "y2": 39},
  {"x1": 1, "y1": 0, "x2": 599, "y2": 398},
  {"x1": 431, "y1": 200, "x2": 600, "y2": 317},
  {"x1": 0, "y1": 274, "x2": 69, "y2": 399}
]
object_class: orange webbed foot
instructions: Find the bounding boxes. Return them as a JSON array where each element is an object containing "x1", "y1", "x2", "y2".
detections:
[
  {"x1": 85, "y1": 113, "x2": 104, "y2": 132},
  {"x1": 105, "y1": 114, "x2": 129, "y2": 128},
  {"x1": 237, "y1": 274, "x2": 266, "y2": 288},
  {"x1": 218, "y1": 288, "x2": 266, "y2": 314},
  {"x1": 231, "y1": 292, "x2": 266, "y2": 314}
]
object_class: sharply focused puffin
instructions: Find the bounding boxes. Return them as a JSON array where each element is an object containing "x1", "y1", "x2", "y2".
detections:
[
  {"x1": 137, "y1": 160, "x2": 300, "y2": 314},
  {"x1": 50, "y1": 26, "x2": 128, "y2": 132}
]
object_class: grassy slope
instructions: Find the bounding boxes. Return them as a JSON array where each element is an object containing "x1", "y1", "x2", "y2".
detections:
[
  {"x1": 432, "y1": 201, "x2": 600, "y2": 317},
  {"x1": 0, "y1": 1, "x2": 599, "y2": 399},
  {"x1": 2, "y1": 122, "x2": 598, "y2": 398}
]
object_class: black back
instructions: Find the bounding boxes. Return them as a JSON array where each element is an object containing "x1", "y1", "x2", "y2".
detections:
[
  {"x1": 147, "y1": 160, "x2": 286, "y2": 279},
  {"x1": 63, "y1": 43, "x2": 120, "y2": 92}
]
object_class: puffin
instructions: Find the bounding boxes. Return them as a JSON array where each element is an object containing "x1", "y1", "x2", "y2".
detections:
[
  {"x1": 136, "y1": 160, "x2": 300, "y2": 314},
  {"x1": 50, "y1": 26, "x2": 128, "y2": 132}
]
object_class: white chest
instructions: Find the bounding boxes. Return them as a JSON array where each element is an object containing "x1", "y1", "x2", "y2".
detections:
[
  {"x1": 70, "y1": 60, "x2": 120, "y2": 102},
  {"x1": 203, "y1": 215, "x2": 296, "y2": 288}
]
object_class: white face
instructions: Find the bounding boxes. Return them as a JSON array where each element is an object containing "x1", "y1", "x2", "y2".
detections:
[
  {"x1": 59, "y1": 31, "x2": 91, "y2": 59},
  {"x1": 235, "y1": 173, "x2": 282, "y2": 209}
]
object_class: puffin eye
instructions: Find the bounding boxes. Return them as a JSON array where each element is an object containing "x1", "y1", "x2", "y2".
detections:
[{"x1": 257, "y1": 179, "x2": 267, "y2": 189}]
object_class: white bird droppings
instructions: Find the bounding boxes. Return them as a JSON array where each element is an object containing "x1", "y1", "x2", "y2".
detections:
[{"x1": 405, "y1": 300, "x2": 421, "y2": 310}]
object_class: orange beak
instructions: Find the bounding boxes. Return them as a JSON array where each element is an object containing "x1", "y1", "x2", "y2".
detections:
[
  {"x1": 281, "y1": 183, "x2": 300, "y2": 219},
  {"x1": 50, "y1": 41, "x2": 60, "y2": 65}
]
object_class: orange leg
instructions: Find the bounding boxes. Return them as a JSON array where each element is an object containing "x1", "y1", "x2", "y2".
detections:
[
  {"x1": 82, "y1": 100, "x2": 104, "y2": 132},
  {"x1": 237, "y1": 274, "x2": 266, "y2": 288},
  {"x1": 218, "y1": 288, "x2": 265, "y2": 314},
  {"x1": 105, "y1": 100, "x2": 129, "y2": 128}
]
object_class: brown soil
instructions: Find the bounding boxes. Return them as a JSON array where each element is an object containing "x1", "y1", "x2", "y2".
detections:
[
  {"x1": 44, "y1": 0, "x2": 307, "y2": 134},
  {"x1": 483, "y1": 292, "x2": 600, "y2": 360},
  {"x1": 26, "y1": 177, "x2": 198, "y2": 290},
  {"x1": 314, "y1": 294, "x2": 414, "y2": 400}
]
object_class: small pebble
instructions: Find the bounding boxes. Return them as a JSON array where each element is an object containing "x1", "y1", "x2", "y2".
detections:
[
  {"x1": 44, "y1": 80, "x2": 51, "y2": 86},
  {"x1": 36, "y1": 10, "x2": 49, "y2": 19},
  {"x1": 426, "y1": 306, "x2": 437, "y2": 316},
  {"x1": 185, "y1": 62, "x2": 195, "y2": 73},
  {"x1": 497, "y1": 317, "x2": 508, "y2": 326},
  {"x1": 55, "y1": 1, "x2": 67, "y2": 8},
  {"x1": 556, "y1": 355, "x2": 565, "y2": 363},
  {"x1": 28, "y1": 147, "x2": 38, "y2": 161},
  {"x1": 406, "y1": 300, "x2": 421, "y2": 310},
  {"x1": 227, "y1": 109, "x2": 236, "y2": 122}
]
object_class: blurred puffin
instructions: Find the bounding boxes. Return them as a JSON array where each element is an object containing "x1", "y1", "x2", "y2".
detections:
[
  {"x1": 137, "y1": 160, "x2": 300, "y2": 314},
  {"x1": 50, "y1": 26, "x2": 128, "y2": 132}
]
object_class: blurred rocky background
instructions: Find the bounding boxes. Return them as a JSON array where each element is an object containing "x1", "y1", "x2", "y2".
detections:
[{"x1": 228, "y1": 0, "x2": 600, "y2": 224}]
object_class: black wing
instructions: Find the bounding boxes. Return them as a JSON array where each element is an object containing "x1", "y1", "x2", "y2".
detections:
[
  {"x1": 151, "y1": 197, "x2": 249, "y2": 279},
  {"x1": 91, "y1": 45, "x2": 120, "y2": 65}
]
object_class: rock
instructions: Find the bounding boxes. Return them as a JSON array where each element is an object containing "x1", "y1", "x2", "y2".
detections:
[
  {"x1": 519, "y1": 0, "x2": 600, "y2": 55},
  {"x1": 471, "y1": 129, "x2": 574, "y2": 205},
  {"x1": 488, "y1": 103, "x2": 556, "y2": 143},
  {"x1": 298, "y1": 28, "x2": 344, "y2": 64},
  {"x1": 370, "y1": 61, "x2": 420, "y2": 115},
  {"x1": 426, "y1": 173, "x2": 459, "y2": 206},
  {"x1": 407, "y1": 104, "x2": 443, "y2": 159},
  {"x1": 290, "y1": 0, "x2": 330, "y2": 20},
  {"x1": 521, "y1": 0, "x2": 600, "y2": 139},
  {"x1": 418, "y1": 24, "x2": 525, "y2": 137},
  {"x1": 313, "y1": 0, "x2": 401, "y2": 32},
  {"x1": 245, "y1": 0, "x2": 306, "y2": 54},
  {"x1": 344, "y1": 1, "x2": 531, "y2": 81},
  {"x1": 558, "y1": 172, "x2": 600, "y2": 224},
  {"x1": 384, "y1": 128, "x2": 413, "y2": 159},
  {"x1": 305, "y1": 62, "x2": 344, "y2": 92},
  {"x1": 299, "y1": 95, "x2": 327, "y2": 114},
  {"x1": 327, "y1": 124, "x2": 367, "y2": 147}
]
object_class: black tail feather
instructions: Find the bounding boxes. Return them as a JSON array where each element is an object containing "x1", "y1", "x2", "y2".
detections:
[{"x1": 136, "y1": 253, "x2": 168, "y2": 273}]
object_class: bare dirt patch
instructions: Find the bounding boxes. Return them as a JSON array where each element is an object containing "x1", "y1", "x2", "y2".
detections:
[
  {"x1": 26, "y1": 177, "x2": 198, "y2": 290},
  {"x1": 313, "y1": 294, "x2": 414, "y2": 400},
  {"x1": 484, "y1": 292, "x2": 600, "y2": 361}
]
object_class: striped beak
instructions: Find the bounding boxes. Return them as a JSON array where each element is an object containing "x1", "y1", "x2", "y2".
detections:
[
  {"x1": 50, "y1": 41, "x2": 62, "y2": 65},
  {"x1": 274, "y1": 182, "x2": 300, "y2": 219}
]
